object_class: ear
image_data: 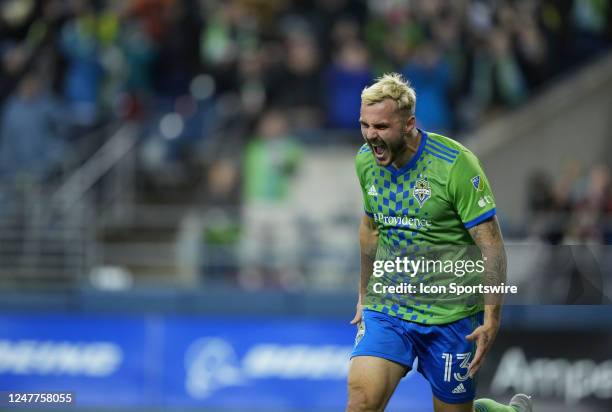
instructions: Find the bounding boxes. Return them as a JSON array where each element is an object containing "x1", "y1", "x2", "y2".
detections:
[{"x1": 404, "y1": 115, "x2": 416, "y2": 133}]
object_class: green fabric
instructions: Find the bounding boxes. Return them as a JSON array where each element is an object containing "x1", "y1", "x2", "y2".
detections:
[
  {"x1": 474, "y1": 398, "x2": 519, "y2": 412},
  {"x1": 244, "y1": 136, "x2": 301, "y2": 202},
  {"x1": 355, "y1": 132, "x2": 496, "y2": 324}
]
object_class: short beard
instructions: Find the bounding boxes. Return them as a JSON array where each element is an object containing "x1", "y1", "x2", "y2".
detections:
[{"x1": 387, "y1": 130, "x2": 411, "y2": 164}]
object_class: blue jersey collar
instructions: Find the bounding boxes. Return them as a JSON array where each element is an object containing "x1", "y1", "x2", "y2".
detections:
[{"x1": 385, "y1": 129, "x2": 428, "y2": 176}]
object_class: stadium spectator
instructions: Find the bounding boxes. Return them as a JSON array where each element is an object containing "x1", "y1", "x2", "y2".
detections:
[
  {"x1": 198, "y1": 0, "x2": 262, "y2": 96},
  {"x1": 58, "y1": 0, "x2": 105, "y2": 133},
  {"x1": 152, "y1": 0, "x2": 201, "y2": 100},
  {"x1": 463, "y1": 26, "x2": 528, "y2": 128},
  {"x1": 201, "y1": 158, "x2": 241, "y2": 285},
  {"x1": 431, "y1": 12, "x2": 464, "y2": 121},
  {"x1": 235, "y1": 47, "x2": 267, "y2": 117},
  {"x1": 515, "y1": 16, "x2": 549, "y2": 89},
  {"x1": 324, "y1": 38, "x2": 372, "y2": 129},
  {"x1": 571, "y1": 0, "x2": 611, "y2": 59},
  {"x1": 565, "y1": 164, "x2": 611, "y2": 243},
  {"x1": 240, "y1": 108, "x2": 303, "y2": 289},
  {"x1": 403, "y1": 41, "x2": 453, "y2": 134},
  {"x1": 117, "y1": 16, "x2": 157, "y2": 118},
  {"x1": 0, "y1": 70, "x2": 66, "y2": 181},
  {"x1": 266, "y1": 27, "x2": 324, "y2": 130}
]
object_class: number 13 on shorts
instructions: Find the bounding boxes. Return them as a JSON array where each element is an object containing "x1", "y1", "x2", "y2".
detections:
[{"x1": 441, "y1": 352, "x2": 471, "y2": 382}]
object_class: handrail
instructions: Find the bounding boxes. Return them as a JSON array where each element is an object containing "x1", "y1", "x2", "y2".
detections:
[
  {"x1": 51, "y1": 123, "x2": 138, "y2": 210},
  {"x1": 0, "y1": 121, "x2": 140, "y2": 287}
]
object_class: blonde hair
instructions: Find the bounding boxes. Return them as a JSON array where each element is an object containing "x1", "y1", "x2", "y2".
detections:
[{"x1": 361, "y1": 73, "x2": 416, "y2": 117}]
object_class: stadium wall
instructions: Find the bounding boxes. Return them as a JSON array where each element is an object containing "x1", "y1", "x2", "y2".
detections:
[{"x1": 0, "y1": 296, "x2": 611, "y2": 412}]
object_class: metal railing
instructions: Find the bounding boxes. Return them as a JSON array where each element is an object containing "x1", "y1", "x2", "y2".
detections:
[{"x1": 0, "y1": 123, "x2": 139, "y2": 289}]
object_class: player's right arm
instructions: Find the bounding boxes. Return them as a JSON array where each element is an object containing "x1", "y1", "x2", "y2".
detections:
[
  {"x1": 350, "y1": 214, "x2": 378, "y2": 325},
  {"x1": 352, "y1": 145, "x2": 377, "y2": 324}
]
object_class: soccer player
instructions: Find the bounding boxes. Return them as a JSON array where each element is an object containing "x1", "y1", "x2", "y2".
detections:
[{"x1": 347, "y1": 73, "x2": 532, "y2": 412}]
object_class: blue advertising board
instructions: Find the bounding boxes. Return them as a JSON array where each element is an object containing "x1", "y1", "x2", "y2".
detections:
[{"x1": 0, "y1": 313, "x2": 432, "y2": 411}]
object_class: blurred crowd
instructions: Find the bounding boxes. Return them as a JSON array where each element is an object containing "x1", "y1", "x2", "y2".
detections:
[
  {"x1": 528, "y1": 163, "x2": 612, "y2": 244},
  {"x1": 526, "y1": 163, "x2": 612, "y2": 304},
  {"x1": 0, "y1": 0, "x2": 611, "y2": 288},
  {"x1": 1, "y1": 0, "x2": 611, "y2": 181}
]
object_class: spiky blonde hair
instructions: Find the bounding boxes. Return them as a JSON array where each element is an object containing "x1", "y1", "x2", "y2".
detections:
[{"x1": 361, "y1": 73, "x2": 416, "y2": 117}]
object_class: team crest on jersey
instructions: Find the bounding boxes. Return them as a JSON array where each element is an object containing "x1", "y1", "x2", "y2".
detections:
[
  {"x1": 413, "y1": 178, "x2": 431, "y2": 206},
  {"x1": 471, "y1": 175, "x2": 484, "y2": 192}
]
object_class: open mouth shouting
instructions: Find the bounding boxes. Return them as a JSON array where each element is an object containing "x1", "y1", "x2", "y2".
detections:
[{"x1": 370, "y1": 141, "x2": 390, "y2": 164}]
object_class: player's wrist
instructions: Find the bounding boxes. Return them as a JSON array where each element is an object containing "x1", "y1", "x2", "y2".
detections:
[{"x1": 483, "y1": 316, "x2": 501, "y2": 329}]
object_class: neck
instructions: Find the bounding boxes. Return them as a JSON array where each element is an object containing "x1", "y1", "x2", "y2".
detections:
[{"x1": 392, "y1": 129, "x2": 421, "y2": 170}]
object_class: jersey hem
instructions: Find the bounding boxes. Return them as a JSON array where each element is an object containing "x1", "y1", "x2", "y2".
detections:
[{"x1": 363, "y1": 305, "x2": 483, "y2": 326}]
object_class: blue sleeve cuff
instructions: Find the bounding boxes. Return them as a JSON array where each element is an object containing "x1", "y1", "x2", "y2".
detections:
[
  {"x1": 464, "y1": 208, "x2": 496, "y2": 229},
  {"x1": 365, "y1": 210, "x2": 374, "y2": 217}
]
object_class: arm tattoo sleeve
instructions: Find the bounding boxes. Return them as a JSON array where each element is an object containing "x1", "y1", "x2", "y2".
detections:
[{"x1": 468, "y1": 216, "x2": 507, "y2": 306}]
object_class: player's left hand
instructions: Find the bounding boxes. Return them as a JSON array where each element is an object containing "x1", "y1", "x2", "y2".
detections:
[
  {"x1": 350, "y1": 303, "x2": 363, "y2": 325},
  {"x1": 465, "y1": 321, "x2": 499, "y2": 378}
]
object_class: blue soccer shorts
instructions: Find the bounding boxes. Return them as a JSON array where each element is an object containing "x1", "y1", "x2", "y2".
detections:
[{"x1": 351, "y1": 309, "x2": 483, "y2": 404}]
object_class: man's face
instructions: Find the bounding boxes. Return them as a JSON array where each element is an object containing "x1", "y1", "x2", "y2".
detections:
[{"x1": 359, "y1": 99, "x2": 413, "y2": 167}]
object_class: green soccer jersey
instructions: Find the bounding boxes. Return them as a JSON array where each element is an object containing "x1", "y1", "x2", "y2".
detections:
[{"x1": 356, "y1": 130, "x2": 497, "y2": 325}]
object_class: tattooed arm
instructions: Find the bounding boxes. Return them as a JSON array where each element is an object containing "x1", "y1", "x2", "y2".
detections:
[
  {"x1": 465, "y1": 216, "x2": 507, "y2": 377},
  {"x1": 350, "y1": 215, "x2": 379, "y2": 325}
]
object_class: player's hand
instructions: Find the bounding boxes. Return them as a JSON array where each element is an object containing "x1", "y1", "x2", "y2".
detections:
[
  {"x1": 350, "y1": 302, "x2": 363, "y2": 325},
  {"x1": 465, "y1": 321, "x2": 499, "y2": 378}
]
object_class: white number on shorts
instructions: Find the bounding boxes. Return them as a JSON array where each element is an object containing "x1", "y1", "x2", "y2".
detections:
[
  {"x1": 453, "y1": 352, "x2": 471, "y2": 382},
  {"x1": 441, "y1": 353, "x2": 452, "y2": 382},
  {"x1": 442, "y1": 352, "x2": 472, "y2": 382}
]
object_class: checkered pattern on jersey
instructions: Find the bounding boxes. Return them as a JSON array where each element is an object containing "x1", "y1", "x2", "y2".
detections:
[{"x1": 366, "y1": 156, "x2": 438, "y2": 322}]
